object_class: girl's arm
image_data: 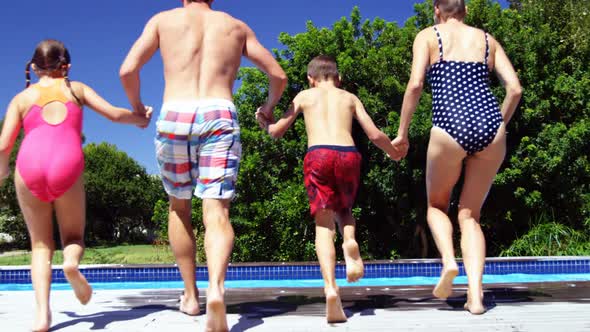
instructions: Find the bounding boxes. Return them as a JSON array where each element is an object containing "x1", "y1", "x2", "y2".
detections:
[
  {"x1": 0, "y1": 96, "x2": 23, "y2": 181},
  {"x1": 77, "y1": 82, "x2": 151, "y2": 128}
]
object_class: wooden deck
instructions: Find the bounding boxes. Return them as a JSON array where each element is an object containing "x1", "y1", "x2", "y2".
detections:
[{"x1": 1, "y1": 281, "x2": 589, "y2": 331}]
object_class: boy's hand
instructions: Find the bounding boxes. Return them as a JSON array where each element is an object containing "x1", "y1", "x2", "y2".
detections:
[{"x1": 391, "y1": 136, "x2": 410, "y2": 160}]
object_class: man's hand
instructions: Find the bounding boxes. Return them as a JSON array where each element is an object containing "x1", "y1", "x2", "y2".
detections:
[
  {"x1": 137, "y1": 105, "x2": 153, "y2": 129},
  {"x1": 255, "y1": 109, "x2": 270, "y2": 131},
  {"x1": 257, "y1": 103, "x2": 275, "y2": 124}
]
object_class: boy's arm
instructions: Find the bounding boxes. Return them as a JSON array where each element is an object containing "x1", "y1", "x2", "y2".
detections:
[
  {"x1": 80, "y1": 83, "x2": 152, "y2": 128},
  {"x1": 243, "y1": 23, "x2": 288, "y2": 121},
  {"x1": 0, "y1": 96, "x2": 23, "y2": 181},
  {"x1": 258, "y1": 96, "x2": 302, "y2": 139},
  {"x1": 120, "y1": 14, "x2": 160, "y2": 115},
  {"x1": 353, "y1": 96, "x2": 401, "y2": 161}
]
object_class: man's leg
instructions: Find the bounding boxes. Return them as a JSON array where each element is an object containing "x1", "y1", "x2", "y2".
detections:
[
  {"x1": 168, "y1": 196, "x2": 200, "y2": 315},
  {"x1": 202, "y1": 198, "x2": 234, "y2": 332}
]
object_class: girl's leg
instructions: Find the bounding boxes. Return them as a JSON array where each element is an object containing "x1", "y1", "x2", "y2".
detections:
[
  {"x1": 53, "y1": 175, "x2": 92, "y2": 305},
  {"x1": 459, "y1": 125, "x2": 506, "y2": 315},
  {"x1": 336, "y1": 212, "x2": 363, "y2": 283},
  {"x1": 15, "y1": 171, "x2": 54, "y2": 332},
  {"x1": 426, "y1": 127, "x2": 466, "y2": 299},
  {"x1": 316, "y1": 209, "x2": 347, "y2": 323}
]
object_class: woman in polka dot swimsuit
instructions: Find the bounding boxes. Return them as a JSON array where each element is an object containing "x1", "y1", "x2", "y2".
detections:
[{"x1": 392, "y1": 0, "x2": 522, "y2": 315}]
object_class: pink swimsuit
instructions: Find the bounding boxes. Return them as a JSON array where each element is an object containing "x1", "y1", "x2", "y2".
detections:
[{"x1": 16, "y1": 80, "x2": 84, "y2": 202}]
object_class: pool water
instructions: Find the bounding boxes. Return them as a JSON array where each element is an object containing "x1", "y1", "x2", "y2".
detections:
[{"x1": 1, "y1": 273, "x2": 589, "y2": 291}]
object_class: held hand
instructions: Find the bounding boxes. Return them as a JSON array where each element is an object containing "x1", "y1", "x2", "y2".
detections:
[
  {"x1": 137, "y1": 105, "x2": 153, "y2": 129},
  {"x1": 391, "y1": 136, "x2": 410, "y2": 160},
  {"x1": 255, "y1": 109, "x2": 270, "y2": 131},
  {"x1": 257, "y1": 103, "x2": 275, "y2": 123}
]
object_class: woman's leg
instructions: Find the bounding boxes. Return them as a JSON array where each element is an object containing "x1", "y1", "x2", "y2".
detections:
[
  {"x1": 426, "y1": 127, "x2": 466, "y2": 299},
  {"x1": 459, "y1": 125, "x2": 506, "y2": 315}
]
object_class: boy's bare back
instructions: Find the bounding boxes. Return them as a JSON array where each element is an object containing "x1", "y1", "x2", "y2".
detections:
[
  {"x1": 153, "y1": 7, "x2": 248, "y2": 101},
  {"x1": 296, "y1": 86, "x2": 358, "y2": 147}
]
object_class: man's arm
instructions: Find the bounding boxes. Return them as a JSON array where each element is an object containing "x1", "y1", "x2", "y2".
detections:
[
  {"x1": 120, "y1": 14, "x2": 160, "y2": 114},
  {"x1": 243, "y1": 23, "x2": 288, "y2": 119}
]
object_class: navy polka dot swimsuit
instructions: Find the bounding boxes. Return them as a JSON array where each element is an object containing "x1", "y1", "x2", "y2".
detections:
[{"x1": 427, "y1": 26, "x2": 503, "y2": 155}]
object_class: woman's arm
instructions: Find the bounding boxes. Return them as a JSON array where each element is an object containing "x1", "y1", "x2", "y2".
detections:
[
  {"x1": 491, "y1": 35, "x2": 522, "y2": 124},
  {"x1": 393, "y1": 29, "x2": 431, "y2": 158}
]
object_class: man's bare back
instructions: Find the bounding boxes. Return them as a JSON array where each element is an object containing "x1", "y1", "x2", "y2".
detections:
[
  {"x1": 156, "y1": 7, "x2": 246, "y2": 101},
  {"x1": 297, "y1": 86, "x2": 357, "y2": 147},
  {"x1": 120, "y1": 1, "x2": 286, "y2": 114}
]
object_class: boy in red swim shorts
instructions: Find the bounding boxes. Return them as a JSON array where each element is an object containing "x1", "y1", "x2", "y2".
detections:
[{"x1": 256, "y1": 55, "x2": 402, "y2": 324}]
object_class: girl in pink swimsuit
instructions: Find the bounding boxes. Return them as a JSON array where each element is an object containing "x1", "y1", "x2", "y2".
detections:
[{"x1": 0, "y1": 39, "x2": 151, "y2": 332}]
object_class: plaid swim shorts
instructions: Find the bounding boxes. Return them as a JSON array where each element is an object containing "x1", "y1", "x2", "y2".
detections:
[{"x1": 155, "y1": 99, "x2": 241, "y2": 200}]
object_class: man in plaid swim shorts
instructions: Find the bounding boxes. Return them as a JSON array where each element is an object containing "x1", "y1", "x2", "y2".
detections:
[
  {"x1": 155, "y1": 99, "x2": 241, "y2": 200},
  {"x1": 119, "y1": 0, "x2": 287, "y2": 330}
]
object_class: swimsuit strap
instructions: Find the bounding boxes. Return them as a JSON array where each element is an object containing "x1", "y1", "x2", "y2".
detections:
[
  {"x1": 484, "y1": 32, "x2": 490, "y2": 64},
  {"x1": 32, "y1": 79, "x2": 70, "y2": 107},
  {"x1": 433, "y1": 26, "x2": 444, "y2": 62}
]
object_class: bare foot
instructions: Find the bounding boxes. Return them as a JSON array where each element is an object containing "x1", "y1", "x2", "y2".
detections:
[
  {"x1": 32, "y1": 310, "x2": 51, "y2": 332},
  {"x1": 325, "y1": 288, "x2": 347, "y2": 324},
  {"x1": 63, "y1": 262, "x2": 92, "y2": 305},
  {"x1": 179, "y1": 294, "x2": 201, "y2": 316},
  {"x1": 464, "y1": 289, "x2": 486, "y2": 315},
  {"x1": 342, "y1": 240, "x2": 364, "y2": 283},
  {"x1": 433, "y1": 261, "x2": 459, "y2": 299},
  {"x1": 206, "y1": 287, "x2": 228, "y2": 332}
]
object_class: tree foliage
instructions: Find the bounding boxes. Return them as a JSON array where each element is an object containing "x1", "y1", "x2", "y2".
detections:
[
  {"x1": 228, "y1": 0, "x2": 590, "y2": 261},
  {"x1": 2, "y1": 0, "x2": 588, "y2": 260}
]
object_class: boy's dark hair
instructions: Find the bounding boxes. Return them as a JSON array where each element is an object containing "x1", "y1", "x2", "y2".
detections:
[
  {"x1": 26, "y1": 39, "x2": 81, "y2": 104},
  {"x1": 187, "y1": 0, "x2": 212, "y2": 3},
  {"x1": 434, "y1": 0, "x2": 467, "y2": 20},
  {"x1": 307, "y1": 55, "x2": 339, "y2": 82}
]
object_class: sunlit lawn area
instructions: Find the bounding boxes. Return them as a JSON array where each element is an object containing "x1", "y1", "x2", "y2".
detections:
[{"x1": 0, "y1": 245, "x2": 176, "y2": 266}]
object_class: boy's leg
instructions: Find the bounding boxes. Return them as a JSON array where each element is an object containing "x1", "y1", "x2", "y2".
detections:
[
  {"x1": 202, "y1": 198, "x2": 234, "y2": 332},
  {"x1": 54, "y1": 175, "x2": 92, "y2": 305},
  {"x1": 15, "y1": 170, "x2": 54, "y2": 332},
  {"x1": 336, "y1": 212, "x2": 364, "y2": 283},
  {"x1": 168, "y1": 196, "x2": 200, "y2": 316},
  {"x1": 316, "y1": 209, "x2": 347, "y2": 323}
]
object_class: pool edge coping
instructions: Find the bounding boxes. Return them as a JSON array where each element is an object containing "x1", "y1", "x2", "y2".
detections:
[{"x1": 1, "y1": 256, "x2": 589, "y2": 271}]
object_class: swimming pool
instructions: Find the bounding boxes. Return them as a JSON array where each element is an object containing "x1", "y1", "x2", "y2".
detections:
[
  {"x1": 1, "y1": 257, "x2": 589, "y2": 291},
  {"x1": 1, "y1": 273, "x2": 589, "y2": 291}
]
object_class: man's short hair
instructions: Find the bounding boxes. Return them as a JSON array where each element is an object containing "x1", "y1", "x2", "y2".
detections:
[
  {"x1": 307, "y1": 55, "x2": 339, "y2": 81},
  {"x1": 434, "y1": 0, "x2": 467, "y2": 20}
]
